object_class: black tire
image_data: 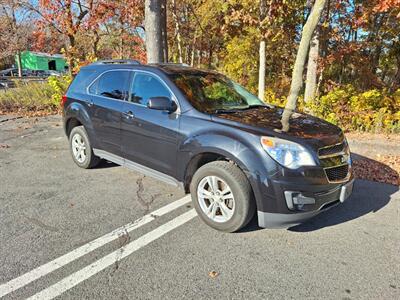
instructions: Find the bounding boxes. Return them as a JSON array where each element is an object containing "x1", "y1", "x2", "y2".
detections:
[
  {"x1": 69, "y1": 126, "x2": 100, "y2": 169},
  {"x1": 190, "y1": 161, "x2": 255, "y2": 232}
]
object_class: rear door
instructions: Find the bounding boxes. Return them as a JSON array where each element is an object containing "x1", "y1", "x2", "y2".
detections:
[
  {"x1": 121, "y1": 71, "x2": 181, "y2": 177},
  {"x1": 88, "y1": 70, "x2": 132, "y2": 156}
]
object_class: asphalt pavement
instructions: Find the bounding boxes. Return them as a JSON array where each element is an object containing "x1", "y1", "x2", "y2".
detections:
[{"x1": 0, "y1": 115, "x2": 399, "y2": 299}]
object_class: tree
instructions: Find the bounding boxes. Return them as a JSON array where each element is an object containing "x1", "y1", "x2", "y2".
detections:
[
  {"x1": 95, "y1": 0, "x2": 145, "y2": 62},
  {"x1": 145, "y1": 0, "x2": 164, "y2": 63},
  {"x1": 256, "y1": 0, "x2": 284, "y2": 99},
  {"x1": 304, "y1": 30, "x2": 319, "y2": 103},
  {"x1": 285, "y1": 0, "x2": 327, "y2": 111},
  {"x1": 27, "y1": 0, "x2": 118, "y2": 72},
  {"x1": 160, "y1": 0, "x2": 168, "y2": 62},
  {"x1": 281, "y1": 0, "x2": 326, "y2": 132},
  {"x1": 304, "y1": 0, "x2": 323, "y2": 104},
  {"x1": 258, "y1": 0, "x2": 267, "y2": 99},
  {"x1": 0, "y1": 0, "x2": 32, "y2": 77},
  {"x1": 171, "y1": 0, "x2": 183, "y2": 63}
]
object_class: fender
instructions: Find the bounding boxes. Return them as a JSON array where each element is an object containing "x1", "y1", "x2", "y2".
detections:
[
  {"x1": 177, "y1": 132, "x2": 272, "y2": 210},
  {"x1": 64, "y1": 101, "x2": 98, "y2": 148}
]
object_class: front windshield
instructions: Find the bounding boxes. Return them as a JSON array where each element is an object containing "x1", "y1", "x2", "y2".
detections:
[{"x1": 169, "y1": 73, "x2": 265, "y2": 113}]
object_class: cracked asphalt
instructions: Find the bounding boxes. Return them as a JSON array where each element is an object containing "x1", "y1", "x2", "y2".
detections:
[{"x1": 0, "y1": 115, "x2": 399, "y2": 299}]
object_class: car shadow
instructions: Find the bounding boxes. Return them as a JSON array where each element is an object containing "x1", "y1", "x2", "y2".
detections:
[
  {"x1": 95, "y1": 160, "x2": 118, "y2": 169},
  {"x1": 239, "y1": 153, "x2": 399, "y2": 233}
]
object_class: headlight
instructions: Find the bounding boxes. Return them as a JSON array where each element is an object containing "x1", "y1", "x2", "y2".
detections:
[{"x1": 260, "y1": 136, "x2": 316, "y2": 169}]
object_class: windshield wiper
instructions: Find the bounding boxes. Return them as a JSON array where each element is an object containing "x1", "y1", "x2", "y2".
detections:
[
  {"x1": 241, "y1": 104, "x2": 272, "y2": 110},
  {"x1": 213, "y1": 108, "x2": 240, "y2": 114},
  {"x1": 213, "y1": 104, "x2": 273, "y2": 114}
]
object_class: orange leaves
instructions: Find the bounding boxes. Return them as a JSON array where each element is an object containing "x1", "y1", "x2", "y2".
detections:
[
  {"x1": 31, "y1": 30, "x2": 46, "y2": 52},
  {"x1": 373, "y1": 0, "x2": 400, "y2": 14},
  {"x1": 32, "y1": 0, "x2": 145, "y2": 70},
  {"x1": 353, "y1": 155, "x2": 400, "y2": 186}
]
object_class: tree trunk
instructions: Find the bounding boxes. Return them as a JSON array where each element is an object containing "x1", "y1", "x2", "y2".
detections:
[
  {"x1": 208, "y1": 47, "x2": 213, "y2": 68},
  {"x1": 285, "y1": 0, "x2": 326, "y2": 112},
  {"x1": 16, "y1": 51, "x2": 22, "y2": 78},
  {"x1": 258, "y1": 40, "x2": 266, "y2": 100},
  {"x1": 145, "y1": 0, "x2": 163, "y2": 63},
  {"x1": 390, "y1": 54, "x2": 400, "y2": 92},
  {"x1": 119, "y1": 28, "x2": 124, "y2": 59},
  {"x1": 304, "y1": 30, "x2": 319, "y2": 103},
  {"x1": 258, "y1": 0, "x2": 267, "y2": 100},
  {"x1": 197, "y1": 49, "x2": 201, "y2": 67},
  {"x1": 160, "y1": 0, "x2": 168, "y2": 62},
  {"x1": 67, "y1": 35, "x2": 76, "y2": 75},
  {"x1": 172, "y1": 0, "x2": 183, "y2": 63},
  {"x1": 320, "y1": 0, "x2": 330, "y2": 58},
  {"x1": 282, "y1": 0, "x2": 326, "y2": 132},
  {"x1": 190, "y1": 35, "x2": 196, "y2": 66},
  {"x1": 93, "y1": 31, "x2": 100, "y2": 57}
]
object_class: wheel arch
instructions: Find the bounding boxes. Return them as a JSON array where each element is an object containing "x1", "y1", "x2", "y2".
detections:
[
  {"x1": 183, "y1": 151, "x2": 231, "y2": 192},
  {"x1": 180, "y1": 134, "x2": 261, "y2": 189},
  {"x1": 63, "y1": 102, "x2": 96, "y2": 145},
  {"x1": 65, "y1": 117, "x2": 82, "y2": 137}
]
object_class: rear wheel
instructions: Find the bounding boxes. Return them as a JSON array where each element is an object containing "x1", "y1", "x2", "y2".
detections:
[
  {"x1": 69, "y1": 126, "x2": 100, "y2": 169},
  {"x1": 190, "y1": 161, "x2": 255, "y2": 232}
]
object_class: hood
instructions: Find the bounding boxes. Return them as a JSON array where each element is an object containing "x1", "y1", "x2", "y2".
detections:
[{"x1": 211, "y1": 106, "x2": 343, "y2": 149}]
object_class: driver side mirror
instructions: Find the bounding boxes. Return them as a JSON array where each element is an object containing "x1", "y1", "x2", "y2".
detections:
[{"x1": 147, "y1": 97, "x2": 177, "y2": 113}]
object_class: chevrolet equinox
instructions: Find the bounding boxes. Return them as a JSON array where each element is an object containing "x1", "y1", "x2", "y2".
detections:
[{"x1": 62, "y1": 60, "x2": 354, "y2": 232}]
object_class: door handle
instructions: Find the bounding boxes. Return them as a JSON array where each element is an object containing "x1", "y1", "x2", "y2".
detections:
[{"x1": 123, "y1": 111, "x2": 135, "y2": 119}]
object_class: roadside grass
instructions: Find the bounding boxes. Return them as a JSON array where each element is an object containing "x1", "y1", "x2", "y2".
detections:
[{"x1": 0, "y1": 76, "x2": 71, "y2": 116}]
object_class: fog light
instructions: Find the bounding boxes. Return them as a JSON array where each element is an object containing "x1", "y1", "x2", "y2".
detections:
[{"x1": 284, "y1": 191, "x2": 316, "y2": 211}]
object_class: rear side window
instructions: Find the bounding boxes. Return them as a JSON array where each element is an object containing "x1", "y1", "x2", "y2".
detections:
[
  {"x1": 130, "y1": 73, "x2": 171, "y2": 106},
  {"x1": 89, "y1": 71, "x2": 131, "y2": 100},
  {"x1": 68, "y1": 69, "x2": 97, "y2": 94}
]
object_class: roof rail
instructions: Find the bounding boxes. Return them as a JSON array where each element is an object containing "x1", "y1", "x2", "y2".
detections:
[
  {"x1": 149, "y1": 62, "x2": 190, "y2": 67},
  {"x1": 92, "y1": 59, "x2": 141, "y2": 65}
]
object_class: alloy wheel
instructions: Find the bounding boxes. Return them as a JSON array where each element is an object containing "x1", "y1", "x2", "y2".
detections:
[
  {"x1": 71, "y1": 133, "x2": 87, "y2": 163},
  {"x1": 197, "y1": 175, "x2": 235, "y2": 223}
]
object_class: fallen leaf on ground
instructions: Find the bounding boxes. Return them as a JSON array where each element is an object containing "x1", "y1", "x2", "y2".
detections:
[
  {"x1": 353, "y1": 155, "x2": 400, "y2": 186},
  {"x1": 208, "y1": 271, "x2": 219, "y2": 278},
  {"x1": 0, "y1": 109, "x2": 60, "y2": 117}
]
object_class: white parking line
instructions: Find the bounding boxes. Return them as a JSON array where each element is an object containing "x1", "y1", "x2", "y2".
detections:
[
  {"x1": 0, "y1": 195, "x2": 191, "y2": 298},
  {"x1": 28, "y1": 209, "x2": 197, "y2": 300}
]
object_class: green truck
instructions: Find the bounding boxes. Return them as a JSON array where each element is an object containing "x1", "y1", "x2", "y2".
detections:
[{"x1": 16, "y1": 51, "x2": 67, "y2": 72}]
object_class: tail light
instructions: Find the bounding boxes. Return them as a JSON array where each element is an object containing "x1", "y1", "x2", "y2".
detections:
[{"x1": 61, "y1": 95, "x2": 67, "y2": 107}]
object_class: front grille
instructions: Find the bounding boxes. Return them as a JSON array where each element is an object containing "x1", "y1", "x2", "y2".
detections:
[
  {"x1": 325, "y1": 164, "x2": 349, "y2": 182},
  {"x1": 318, "y1": 142, "x2": 345, "y2": 157}
]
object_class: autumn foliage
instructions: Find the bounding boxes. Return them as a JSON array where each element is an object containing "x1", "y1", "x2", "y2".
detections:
[
  {"x1": 27, "y1": 0, "x2": 145, "y2": 71},
  {"x1": 0, "y1": 0, "x2": 399, "y2": 132}
]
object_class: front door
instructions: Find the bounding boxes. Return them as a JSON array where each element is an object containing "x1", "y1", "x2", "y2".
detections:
[
  {"x1": 121, "y1": 72, "x2": 180, "y2": 177},
  {"x1": 88, "y1": 70, "x2": 131, "y2": 156}
]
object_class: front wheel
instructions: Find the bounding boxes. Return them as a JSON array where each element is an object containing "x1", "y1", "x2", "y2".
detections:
[
  {"x1": 190, "y1": 161, "x2": 255, "y2": 232},
  {"x1": 69, "y1": 126, "x2": 100, "y2": 169}
]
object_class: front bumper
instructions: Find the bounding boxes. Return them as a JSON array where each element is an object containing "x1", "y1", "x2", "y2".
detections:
[
  {"x1": 258, "y1": 210, "x2": 327, "y2": 229},
  {"x1": 257, "y1": 178, "x2": 354, "y2": 228}
]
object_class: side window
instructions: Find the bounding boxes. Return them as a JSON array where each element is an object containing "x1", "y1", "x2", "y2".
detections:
[
  {"x1": 88, "y1": 78, "x2": 98, "y2": 94},
  {"x1": 130, "y1": 73, "x2": 171, "y2": 106},
  {"x1": 89, "y1": 71, "x2": 130, "y2": 100},
  {"x1": 69, "y1": 69, "x2": 97, "y2": 94}
]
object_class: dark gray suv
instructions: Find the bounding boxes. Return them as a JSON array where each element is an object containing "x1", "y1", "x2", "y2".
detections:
[{"x1": 62, "y1": 60, "x2": 354, "y2": 232}]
